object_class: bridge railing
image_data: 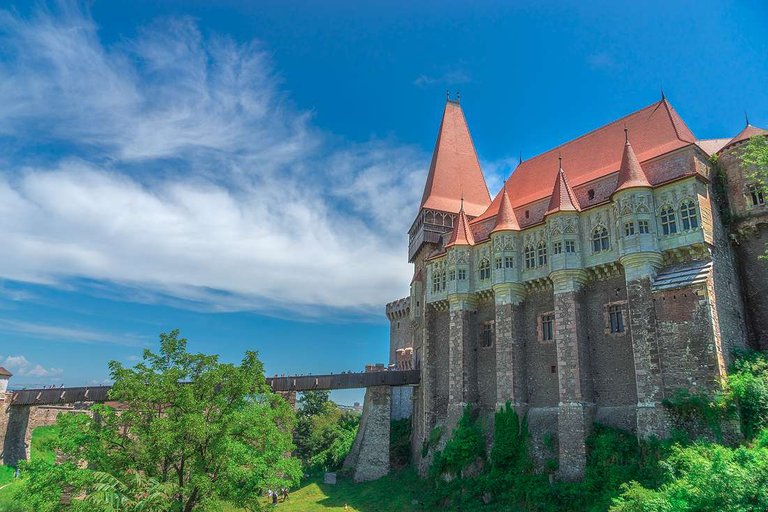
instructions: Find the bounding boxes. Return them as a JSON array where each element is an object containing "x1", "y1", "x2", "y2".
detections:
[{"x1": 9, "y1": 370, "x2": 421, "y2": 406}]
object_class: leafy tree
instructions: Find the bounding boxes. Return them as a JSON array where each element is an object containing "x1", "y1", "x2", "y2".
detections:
[
  {"x1": 742, "y1": 135, "x2": 768, "y2": 196},
  {"x1": 293, "y1": 391, "x2": 359, "y2": 471},
  {"x1": 610, "y1": 441, "x2": 768, "y2": 512},
  {"x1": 19, "y1": 330, "x2": 301, "y2": 512}
]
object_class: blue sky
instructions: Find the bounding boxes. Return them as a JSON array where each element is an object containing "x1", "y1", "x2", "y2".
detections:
[{"x1": 0, "y1": 1, "x2": 765, "y2": 404}]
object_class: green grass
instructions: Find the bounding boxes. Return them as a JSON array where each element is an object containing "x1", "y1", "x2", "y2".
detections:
[
  {"x1": 0, "y1": 466, "x2": 13, "y2": 486},
  {"x1": 221, "y1": 470, "x2": 424, "y2": 512}
]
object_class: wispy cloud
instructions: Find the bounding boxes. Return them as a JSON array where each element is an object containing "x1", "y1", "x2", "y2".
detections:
[
  {"x1": 0, "y1": 4, "x2": 425, "y2": 315},
  {"x1": 587, "y1": 51, "x2": 617, "y2": 70},
  {"x1": 0, "y1": 318, "x2": 147, "y2": 346},
  {"x1": 413, "y1": 69, "x2": 472, "y2": 88},
  {"x1": 0, "y1": 354, "x2": 63, "y2": 379}
]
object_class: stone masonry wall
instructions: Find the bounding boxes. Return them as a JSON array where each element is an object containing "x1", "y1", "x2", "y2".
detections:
[
  {"x1": 523, "y1": 287, "x2": 558, "y2": 407},
  {"x1": 343, "y1": 386, "x2": 391, "y2": 482},
  {"x1": 735, "y1": 225, "x2": 768, "y2": 350}
]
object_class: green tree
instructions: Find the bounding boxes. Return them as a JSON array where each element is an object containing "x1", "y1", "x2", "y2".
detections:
[
  {"x1": 293, "y1": 391, "x2": 359, "y2": 471},
  {"x1": 20, "y1": 330, "x2": 301, "y2": 512},
  {"x1": 741, "y1": 135, "x2": 768, "y2": 196}
]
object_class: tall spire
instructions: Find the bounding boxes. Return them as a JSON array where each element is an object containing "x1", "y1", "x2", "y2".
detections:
[
  {"x1": 546, "y1": 160, "x2": 580, "y2": 215},
  {"x1": 418, "y1": 100, "x2": 491, "y2": 217},
  {"x1": 445, "y1": 206, "x2": 475, "y2": 247},
  {"x1": 491, "y1": 186, "x2": 520, "y2": 233},
  {"x1": 614, "y1": 130, "x2": 651, "y2": 194}
]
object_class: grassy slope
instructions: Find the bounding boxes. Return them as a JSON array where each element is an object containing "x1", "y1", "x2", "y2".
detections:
[{"x1": 222, "y1": 470, "x2": 424, "y2": 512}]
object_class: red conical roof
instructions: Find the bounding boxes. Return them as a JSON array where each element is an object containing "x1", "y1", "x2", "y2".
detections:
[
  {"x1": 0, "y1": 367, "x2": 11, "y2": 377},
  {"x1": 419, "y1": 100, "x2": 491, "y2": 216},
  {"x1": 445, "y1": 206, "x2": 475, "y2": 247},
  {"x1": 546, "y1": 165, "x2": 580, "y2": 215},
  {"x1": 491, "y1": 187, "x2": 520, "y2": 232},
  {"x1": 721, "y1": 123, "x2": 768, "y2": 152},
  {"x1": 614, "y1": 135, "x2": 651, "y2": 194}
]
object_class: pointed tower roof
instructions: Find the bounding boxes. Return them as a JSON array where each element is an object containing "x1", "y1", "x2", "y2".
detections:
[
  {"x1": 445, "y1": 204, "x2": 475, "y2": 247},
  {"x1": 491, "y1": 187, "x2": 520, "y2": 232},
  {"x1": 721, "y1": 122, "x2": 768, "y2": 152},
  {"x1": 0, "y1": 367, "x2": 11, "y2": 377},
  {"x1": 546, "y1": 161, "x2": 580, "y2": 215},
  {"x1": 614, "y1": 131, "x2": 651, "y2": 194},
  {"x1": 419, "y1": 100, "x2": 491, "y2": 217}
]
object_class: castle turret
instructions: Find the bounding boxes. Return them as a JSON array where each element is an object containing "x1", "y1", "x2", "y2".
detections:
[
  {"x1": 612, "y1": 131, "x2": 661, "y2": 279},
  {"x1": 545, "y1": 161, "x2": 582, "y2": 274}
]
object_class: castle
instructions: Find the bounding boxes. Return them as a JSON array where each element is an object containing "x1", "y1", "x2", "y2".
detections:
[{"x1": 386, "y1": 96, "x2": 768, "y2": 480}]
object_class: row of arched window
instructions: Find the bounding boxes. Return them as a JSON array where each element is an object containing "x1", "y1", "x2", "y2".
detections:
[
  {"x1": 660, "y1": 200, "x2": 699, "y2": 235},
  {"x1": 432, "y1": 200, "x2": 700, "y2": 286}
]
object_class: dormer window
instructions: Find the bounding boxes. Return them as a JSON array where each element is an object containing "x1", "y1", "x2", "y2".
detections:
[
  {"x1": 525, "y1": 210, "x2": 530, "y2": 219},
  {"x1": 588, "y1": 189, "x2": 595, "y2": 201}
]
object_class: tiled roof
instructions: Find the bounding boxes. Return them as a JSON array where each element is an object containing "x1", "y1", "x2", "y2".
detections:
[
  {"x1": 490, "y1": 187, "x2": 520, "y2": 232},
  {"x1": 420, "y1": 100, "x2": 491, "y2": 217},
  {"x1": 614, "y1": 136, "x2": 651, "y2": 194},
  {"x1": 720, "y1": 124, "x2": 768, "y2": 153},
  {"x1": 0, "y1": 366, "x2": 11, "y2": 377},
  {"x1": 473, "y1": 99, "x2": 697, "y2": 224},
  {"x1": 546, "y1": 166, "x2": 580, "y2": 215},
  {"x1": 696, "y1": 138, "x2": 731, "y2": 156},
  {"x1": 652, "y1": 260, "x2": 712, "y2": 292},
  {"x1": 445, "y1": 207, "x2": 475, "y2": 247}
]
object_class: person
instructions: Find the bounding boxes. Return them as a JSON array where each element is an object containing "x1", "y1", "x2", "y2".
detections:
[
  {"x1": 281, "y1": 488, "x2": 289, "y2": 501},
  {"x1": 272, "y1": 492, "x2": 278, "y2": 506}
]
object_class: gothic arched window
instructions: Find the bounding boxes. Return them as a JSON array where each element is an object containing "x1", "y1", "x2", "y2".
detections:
[
  {"x1": 680, "y1": 200, "x2": 698, "y2": 230},
  {"x1": 592, "y1": 226, "x2": 610, "y2": 253},
  {"x1": 537, "y1": 241, "x2": 548, "y2": 266},
  {"x1": 479, "y1": 259, "x2": 491, "y2": 280},
  {"x1": 524, "y1": 245, "x2": 535, "y2": 269},
  {"x1": 660, "y1": 206, "x2": 677, "y2": 235}
]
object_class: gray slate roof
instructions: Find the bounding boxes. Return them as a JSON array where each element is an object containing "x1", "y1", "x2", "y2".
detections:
[{"x1": 652, "y1": 260, "x2": 712, "y2": 292}]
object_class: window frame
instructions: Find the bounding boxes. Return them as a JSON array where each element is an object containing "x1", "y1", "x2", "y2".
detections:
[
  {"x1": 479, "y1": 259, "x2": 491, "y2": 281},
  {"x1": 605, "y1": 301, "x2": 628, "y2": 335},
  {"x1": 680, "y1": 200, "x2": 699, "y2": 231},
  {"x1": 565, "y1": 240, "x2": 576, "y2": 253},
  {"x1": 592, "y1": 226, "x2": 610, "y2": 253},
  {"x1": 624, "y1": 221, "x2": 635, "y2": 237},
  {"x1": 638, "y1": 219, "x2": 650, "y2": 234},
  {"x1": 539, "y1": 312, "x2": 555, "y2": 342},
  {"x1": 480, "y1": 321, "x2": 495, "y2": 349},
  {"x1": 524, "y1": 245, "x2": 535, "y2": 269},
  {"x1": 660, "y1": 206, "x2": 677, "y2": 235},
  {"x1": 537, "y1": 241, "x2": 548, "y2": 266}
]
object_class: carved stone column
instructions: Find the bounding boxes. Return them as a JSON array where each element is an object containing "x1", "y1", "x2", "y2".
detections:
[
  {"x1": 551, "y1": 269, "x2": 591, "y2": 481},
  {"x1": 447, "y1": 293, "x2": 477, "y2": 429},
  {"x1": 621, "y1": 253, "x2": 669, "y2": 438},
  {"x1": 493, "y1": 283, "x2": 527, "y2": 411}
]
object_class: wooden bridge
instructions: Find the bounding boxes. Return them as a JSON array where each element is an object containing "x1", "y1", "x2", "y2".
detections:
[{"x1": 8, "y1": 369, "x2": 420, "y2": 406}]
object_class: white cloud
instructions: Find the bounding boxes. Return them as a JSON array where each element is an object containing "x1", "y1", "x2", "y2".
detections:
[
  {"x1": 0, "y1": 319, "x2": 146, "y2": 346},
  {"x1": 0, "y1": 4, "x2": 425, "y2": 315},
  {"x1": 413, "y1": 69, "x2": 472, "y2": 88},
  {"x1": 1, "y1": 354, "x2": 63, "y2": 379}
]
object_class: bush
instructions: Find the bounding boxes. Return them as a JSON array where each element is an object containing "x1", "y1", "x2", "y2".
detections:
[{"x1": 727, "y1": 350, "x2": 768, "y2": 440}]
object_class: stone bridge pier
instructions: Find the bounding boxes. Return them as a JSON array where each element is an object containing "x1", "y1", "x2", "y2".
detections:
[{"x1": 343, "y1": 385, "x2": 391, "y2": 482}]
